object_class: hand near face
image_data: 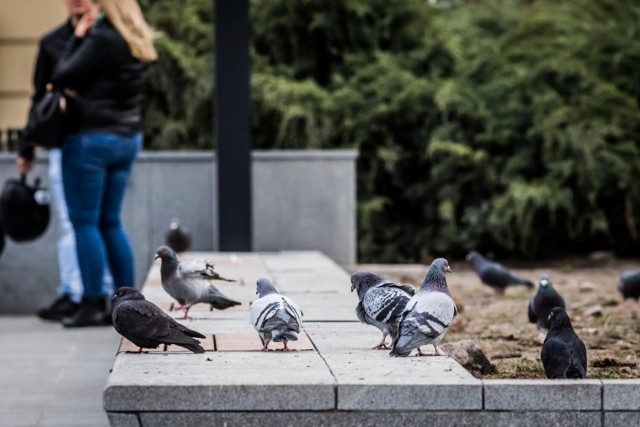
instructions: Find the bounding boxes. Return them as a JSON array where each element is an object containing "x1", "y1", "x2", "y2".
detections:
[{"x1": 74, "y1": 4, "x2": 99, "y2": 38}]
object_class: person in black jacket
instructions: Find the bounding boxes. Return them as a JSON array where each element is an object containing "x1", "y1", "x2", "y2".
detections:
[
  {"x1": 50, "y1": 0, "x2": 156, "y2": 327},
  {"x1": 17, "y1": 0, "x2": 115, "y2": 322}
]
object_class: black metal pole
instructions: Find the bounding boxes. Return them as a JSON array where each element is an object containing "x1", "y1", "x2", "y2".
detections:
[{"x1": 214, "y1": 0, "x2": 252, "y2": 251}]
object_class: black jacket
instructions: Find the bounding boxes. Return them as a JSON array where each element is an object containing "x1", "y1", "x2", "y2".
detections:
[
  {"x1": 53, "y1": 17, "x2": 148, "y2": 136},
  {"x1": 18, "y1": 21, "x2": 74, "y2": 160}
]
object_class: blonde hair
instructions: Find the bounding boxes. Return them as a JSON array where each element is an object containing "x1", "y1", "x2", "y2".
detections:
[{"x1": 99, "y1": 0, "x2": 157, "y2": 62}]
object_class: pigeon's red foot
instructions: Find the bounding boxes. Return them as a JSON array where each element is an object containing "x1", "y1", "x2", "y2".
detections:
[
  {"x1": 173, "y1": 304, "x2": 186, "y2": 311},
  {"x1": 415, "y1": 347, "x2": 432, "y2": 357},
  {"x1": 372, "y1": 342, "x2": 389, "y2": 350}
]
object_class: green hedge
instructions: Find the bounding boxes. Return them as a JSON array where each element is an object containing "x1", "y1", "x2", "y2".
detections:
[{"x1": 139, "y1": 0, "x2": 640, "y2": 262}]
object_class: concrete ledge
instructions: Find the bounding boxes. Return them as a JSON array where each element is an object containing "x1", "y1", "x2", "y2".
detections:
[
  {"x1": 134, "y1": 411, "x2": 601, "y2": 427},
  {"x1": 484, "y1": 379, "x2": 603, "y2": 411},
  {"x1": 104, "y1": 252, "x2": 640, "y2": 426},
  {"x1": 603, "y1": 380, "x2": 640, "y2": 410}
]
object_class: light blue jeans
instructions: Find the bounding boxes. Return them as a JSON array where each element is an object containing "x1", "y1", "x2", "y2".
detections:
[
  {"x1": 49, "y1": 148, "x2": 113, "y2": 303},
  {"x1": 62, "y1": 132, "x2": 141, "y2": 298}
]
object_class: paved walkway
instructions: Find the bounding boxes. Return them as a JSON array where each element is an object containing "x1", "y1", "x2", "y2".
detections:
[{"x1": 0, "y1": 316, "x2": 120, "y2": 427}]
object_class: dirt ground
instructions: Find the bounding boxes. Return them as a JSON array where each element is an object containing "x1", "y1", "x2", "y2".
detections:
[{"x1": 353, "y1": 255, "x2": 640, "y2": 379}]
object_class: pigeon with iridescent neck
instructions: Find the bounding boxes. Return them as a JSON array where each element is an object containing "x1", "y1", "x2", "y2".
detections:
[
  {"x1": 528, "y1": 273, "x2": 565, "y2": 334},
  {"x1": 350, "y1": 271, "x2": 415, "y2": 349},
  {"x1": 155, "y1": 246, "x2": 240, "y2": 319},
  {"x1": 390, "y1": 258, "x2": 457, "y2": 357}
]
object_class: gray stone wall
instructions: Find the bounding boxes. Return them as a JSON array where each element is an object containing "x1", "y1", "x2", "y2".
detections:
[{"x1": 0, "y1": 150, "x2": 357, "y2": 313}]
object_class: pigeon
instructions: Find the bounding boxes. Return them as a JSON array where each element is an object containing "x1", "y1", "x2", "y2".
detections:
[
  {"x1": 528, "y1": 273, "x2": 566, "y2": 333},
  {"x1": 165, "y1": 218, "x2": 192, "y2": 254},
  {"x1": 618, "y1": 270, "x2": 640, "y2": 300},
  {"x1": 350, "y1": 271, "x2": 415, "y2": 349},
  {"x1": 390, "y1": 258, "x2": 457, "y2": 357},
  {"x1": 155, "y1": 246, "x2": 240, "y2": 319},
  {"x1": 111, "y1": 288, "x2": 206, "y2": 353},
  {"x1": 250, "y1": 278, "x2": 303, "y2": 351},
  {"x1": 541, "y1": 307, "x2": 587, "y2": 379},
  {"x1": 466, "y1": 250, "x2": 534, "y2": 295}
]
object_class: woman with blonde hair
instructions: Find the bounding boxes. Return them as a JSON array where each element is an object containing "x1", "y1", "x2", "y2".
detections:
[{"x1": 48, "y1": 0, "x2": 156, "y2": 327}]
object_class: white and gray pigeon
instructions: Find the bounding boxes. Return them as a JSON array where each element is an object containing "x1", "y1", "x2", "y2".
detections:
[
  {"x1": 250, "y1": 278, "x2": 303, "y2": 351},
  {"x1": 155, "y1": 246, "x2": 240, "y2": 319},
  {"x1": 541, "y1": 307, "x2": 587, "y2": 379},
  {"x1": 390, "y1": 258, "x2": 457, "y2": 357},
  {"x1": 111, "y1": 288, "x2": 206, "y2": 353},
  {"x1": 528, "y1": 273, "x2": 565, "y2": 334},
  {"x1": 467, "y1": 250, "x2": 534, "y2": 295},
  {"x1": 350, "y1": 271, "x2": 415, "y2": 349}
]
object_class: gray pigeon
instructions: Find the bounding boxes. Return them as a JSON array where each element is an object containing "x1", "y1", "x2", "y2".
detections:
[
  {"x1": 467, "y1": 250, "x2": 534, "y2": 295},
  {"x1": 155, "y1": 246, "x2": 240, "y2": 319},
  {"x1": 350, "y1": 271, "x2": 415, "y2": 349},
  {"x1": 250, "y1": 278, "x2": 303, "y2": 351},
  {"x1": 528, "y1": 273, "x2": 566, "y2": 333},
  {"x1": 541, "y1": 307, "x2": 587, "y2": 379},
  {"x1": 165, "y1": 218, "x2": 192, "y2": 253},
  {"x1": 390, "y1": 258, "x2": 457, "y2": 357},
  {"x1": 111, "y1": 288, "x2": 205, "y2": 353},
  {"x1": 618, "y1": 270, "x2": 640, "y2": 300}
]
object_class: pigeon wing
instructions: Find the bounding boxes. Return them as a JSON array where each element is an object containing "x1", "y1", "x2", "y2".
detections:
[
  {"x1": 179, "y1": 259, "x2": 235, "y2": 282},
  {"x1": 541, "y1": 336, "x2": 572, "y2": 378},
  {"x1": 363, "y1": 285, "x2": 412, "y2": 324},
  {"x1": 528, "y1": 298, "x2": 537, "y2": 323}
]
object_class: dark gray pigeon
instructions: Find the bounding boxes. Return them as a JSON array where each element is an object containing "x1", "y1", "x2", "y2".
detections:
[
  {"x1": 541, "y1": 307, "x2": 587, "y2": 379},
  {"x1": 618, "y1": 270, "x2": 640, "y2": 300},
  {"x1": 250, "y1": 278, "x2": 303, "y2": 351},
  {"x1": 165, "y1": 218, "x2": 192, "y2": 254},
  {"x1": 467, "y1": 250, "x2": 534, "y2": 295},
  {"x1": 155, "y1": 246, "x2": 240, "y2": 319},
  {"x1": 112, "y1": 288, "x2": 206, "y2": 353},
  {"x1": 350, "y1": 271, "x2": 415, "y2": 349},
  {"x1": 390, "y1": 258, "x2": 457, "y2": 357},
  {"x1": 528, "y1": 273, "x2": 566, "y2": 333}
]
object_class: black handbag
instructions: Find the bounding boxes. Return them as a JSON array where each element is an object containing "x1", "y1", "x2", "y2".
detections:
[
  {"x1": 0, "y1": 174, "x2": 50, "y2": 242},
  {"x1": 23, "y1": 87, "x2": 64, "y2": 149}
]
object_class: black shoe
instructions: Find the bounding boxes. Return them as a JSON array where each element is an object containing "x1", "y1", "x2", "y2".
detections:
[
  {"x1": 62, "y1": 297, "x2": 110, "y2": 328},
  {"x1": 37, "y1": 295, "x2": 80, "y2": 321}
]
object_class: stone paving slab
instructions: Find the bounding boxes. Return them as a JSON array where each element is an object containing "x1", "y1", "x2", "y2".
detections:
[
  {"x1": 484, "y1": 379, "x2": 603, "y2": 410},
  {"x1": 602, "y1": 379, "x2": 640, "y2": 410},
  {"x1": 104, "y1": 351, "x2": 335, "y2": 412},
  {"x1": 215, "y1": 332, "x2": 315, "y2": 351},
  {"x1": 137, "y1": 411, "x2": 602, "y2": 427}
]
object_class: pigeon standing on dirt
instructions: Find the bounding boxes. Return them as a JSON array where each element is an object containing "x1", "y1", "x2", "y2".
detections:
[
  {"x1": 618, "y1": 270, "x2": 640, "y2": 300},
  {"x1": 350, "y1": 271, "x2": 415, "y2": 349},
  {"x1": 112, "y1": 288, "x2": 206, "y2": 353},
  {"x1": 155, "y1": 246, "x2": 240, "y2": 319},
  {"x1": 466, "y1": 250, "x2": 534, "y2": 295},
  {"x1": 165, "y1": 218, "x2": 192, "y2": 253},
  {"x1": 390, "y1": 258, "x2": 457, "y2": 357},
  {"x1": 250, "y1": 278, "x2": 303, "y2": 351},
  {"x1": 541, "y1": 307, "x2": 587, "y2": 379},
  {"x1": 528, "y1": 273, "x2": 566, "y2": 333}
]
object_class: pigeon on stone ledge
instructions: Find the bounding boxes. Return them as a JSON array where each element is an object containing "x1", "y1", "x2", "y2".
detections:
[
  {"x1": 112, "y1": 288, "x2": 205, "y2": 353},
  {"x1": 528, "y1": 273, "x2": 566, "y2": 334},
  {"x1": 466, "y1": 250, "x2": 534, "y2": 295},
  {"x1": 541, "y1": 307, "x2": 587, "y2": 379},
  {"x1": 618, "y1": 270, "x2": 640, "y2": 300},
  {"x1": 250, "y1": 278, "x2": 303, "y2": 351},
  {"x1": 155, "y1": 246, "x2": 240, "y2": 319},
  {"x1": 390, "y1": 258, "x2": 457, "y2": 357},
  {"x1": 350, "y1": 271, "x2": 415, "y2": 349},
  {"x1": 164, "y1": 218, "x2": 192, "y2": 254}
]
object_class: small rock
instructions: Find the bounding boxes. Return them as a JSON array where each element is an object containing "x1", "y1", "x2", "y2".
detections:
[
  {"x1": 583, "y1": 304, "x2": 603, "y2": 317},
  {"x1": 440, "y1": 340, "x2": 497, "y2": 377}
]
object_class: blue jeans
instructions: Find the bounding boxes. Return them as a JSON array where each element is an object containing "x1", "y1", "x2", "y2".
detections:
[
  {"x1": 62, "y1": 132, "x2": 141, "y2": 299},
  {"x1": 49, "y1": 149, "x2": 114, "y2": 302}
]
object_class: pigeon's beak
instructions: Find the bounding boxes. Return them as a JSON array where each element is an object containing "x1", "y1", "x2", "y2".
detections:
[
  {"x1": 350, "y1": 283, "x2": 356, "y2": 292},
  {"x1": 446, "y1": 266, "x2": 452, "y2": 273},
  {"x1": 111, "y1": 294, "x2": 118, "y2": 302},
  {"x1": 154, "y1": 254, "x2": 160, "y2": 261}
]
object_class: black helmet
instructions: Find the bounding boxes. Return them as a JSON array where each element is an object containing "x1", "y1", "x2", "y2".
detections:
[{"x1": 0, "y1": 174, "x2": 50, "y2": 242}]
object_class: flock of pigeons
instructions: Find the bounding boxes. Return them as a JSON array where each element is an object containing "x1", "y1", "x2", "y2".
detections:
[{"x1": 109, "y1": 242, "x2": 640, "y2": 380}]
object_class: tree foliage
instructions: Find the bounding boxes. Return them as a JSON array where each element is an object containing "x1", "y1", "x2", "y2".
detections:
[{"x1": 140, "y1": 0, "x2": 640, "y2": 262}]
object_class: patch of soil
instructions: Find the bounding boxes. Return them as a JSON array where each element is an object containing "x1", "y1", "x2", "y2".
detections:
[{"x1": 354, "y1": 258, "x2": 640, "y2": 379}]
